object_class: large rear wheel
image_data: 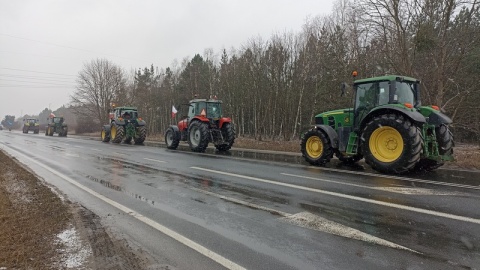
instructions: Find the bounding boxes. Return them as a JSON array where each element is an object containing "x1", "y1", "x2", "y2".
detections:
[
  {"x1": 300, "y1": 128, "x2": 333, "y2": 165},
  {"x1": 188, "y1": 121, "x2": 209, "y2": 152},
  {"x1": 415, "y1": 124, "x2": 454, "y2": 171},
  {"x1": 134, "y1": 126, "x2": 147, "y2": 144},
  {"x1": 215, "y1": 123, "x2": 235, "y2": 151},
  {"x1": 362, "y1": 114, "x2": 422, "y2": 174},
  {"x1": 165, "y1": 127, "x2": 180, "y2": 149},
  {"x1": 111, "y1": 123, "x2": 124, "y2": 143}
]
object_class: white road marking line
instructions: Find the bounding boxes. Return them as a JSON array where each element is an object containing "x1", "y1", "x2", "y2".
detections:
[
  {"x1": 282, "y1": 173, "x2": 460, "y2": 196},
  {"x1": 90, "y1": 148, "x2": 101, "y2": 151},
  {"x1": 113, "y1": 152, "x2": 126, "y2": 156},
  {"x1": 308, "y1": 166, "x2": 480, "y2": 190},
  {"x1": 65, "y1": 153, "x2": 80, "y2": 158},
  {"x1": 189, "y1": 186, "x2": 291, "y2": 217},
  {"x1": 281, "y1": 212, "x2": 419, "y2": 253},
  {"x1": 144, "y1": 158, "x2": 166, "y2": 163},
  {"x1": 191, "y1": 167, "x2": 480, "y2": 225},
  {"x1": 4, "y1": 147, "x2": 245, "y2": 270},
  {"x1": 190, "y1": 187, "x2": 418, "y2": 252}
]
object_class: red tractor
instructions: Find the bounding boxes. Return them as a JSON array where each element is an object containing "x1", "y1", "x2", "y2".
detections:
[{"x1": 165, "y1": 97, "x2": 235, "y2": 152}]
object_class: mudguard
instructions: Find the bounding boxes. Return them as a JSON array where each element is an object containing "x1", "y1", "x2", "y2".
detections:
[
  {"x1": 137, "y1": 120, "x2": 147, "y2": 126},
  {"x1": 314, "y1": 125, "x2": 339, "y2": 149},
  {"x1": 426, "y1": 111, "x2": 452, "y2": 126},
  {"x1": 363, "y1": 106, "x2": 426, "y2": 128},
  {"x1": 219, "y1": 117, "x2": 232, "y2": 129}
]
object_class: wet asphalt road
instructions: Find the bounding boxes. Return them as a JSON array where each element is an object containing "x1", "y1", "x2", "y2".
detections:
[{"x1": 1, "y1": 131, "x2": 479, "y2": 270}]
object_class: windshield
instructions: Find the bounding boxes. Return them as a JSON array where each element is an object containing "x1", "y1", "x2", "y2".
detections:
[
  {"x1": 394, "y1": 81, "x2": 415, "y2": 105},
  {"x1": 207, "y1": 102, "x2": 222, "y2": 119}
]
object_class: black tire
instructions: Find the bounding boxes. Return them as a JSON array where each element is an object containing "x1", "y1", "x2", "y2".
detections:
[
  {"x1": 165, "y1": 127, "x2": 180, "y2": 149},
  {"x1": 215, "y1": 123, "x2": 235, "y2": 151},
  {"x1": 188, "y1": 121, "x2": 209, "y2": 152},
  {"x1": 361, "y1": 114, "x2": 422, "y2": 174},
  {"x1": 134, "y1": 126, "x2": 147, "y2": 144},
  {"x1": 300, "y1": 128, "x2": 334, "y2": 165},
  {"x1": 101, "y1": 127, "x2": 110, "y2": 142},
  {"x1": 335, "y1": 151, "x2": 363, "y2": 164},
  {"x1": 111, "y1": 123, "x2": 125, "y2": 143},
  {"x1": 124, "y1": 137, "x2": 132, "y2": 144},
  {"x1": 415, "y1": 124, "x2": 454, "y2": 171},
  {"x1": 34, "y1": 129, "x2": 39, "y2": 134}
]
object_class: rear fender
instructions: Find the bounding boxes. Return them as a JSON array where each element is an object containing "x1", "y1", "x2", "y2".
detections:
[
  {"x1": 313, "y1": 125, "x2": 339, "y2": 149},
  {"x1": 218, "y1": 117, "x2": 232, "y2": 129},
  {"x1": 136, "y1": 119, "x2": 146, "y2": 126}
]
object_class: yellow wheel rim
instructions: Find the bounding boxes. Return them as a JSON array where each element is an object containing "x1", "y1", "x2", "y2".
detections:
[
  {"x1": 111, "y1": 126, "x2": 117, "y2": 139},
  {"x1": 306, "y1": 136, "x2": 324, "y2": 158},
  {"x1": 369, "y1": 126, "x2": 404, "y2": 162},
  {"x1": 101, "y1": 130, "x2": 106, "y2": 140}
]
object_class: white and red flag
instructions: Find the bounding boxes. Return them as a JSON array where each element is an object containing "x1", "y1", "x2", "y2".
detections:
[{"x1": 171, "y1": 105, "x2": 178, "y2": 118}]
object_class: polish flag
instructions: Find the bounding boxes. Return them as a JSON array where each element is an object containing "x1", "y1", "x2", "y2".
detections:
[{"x1": 171, "y1": 105, "x2": 178, "y2": 118}]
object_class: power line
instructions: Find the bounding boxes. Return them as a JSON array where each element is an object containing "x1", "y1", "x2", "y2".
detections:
[
  {"x1": 0, "y1": 67, "x2": 76, "y2": 77},
  {"x1": 0, "y1": 85, "x2": 73, "y2": 88},
  {"x1": 0, "y1": 74, "x2": 75, "y2": 83},
  {"x1": 0, "y1": 78, "x2": 74, "y2": 86},
  {"x1": 0, "y1": 33, "x2": 152, "y2": 63}
]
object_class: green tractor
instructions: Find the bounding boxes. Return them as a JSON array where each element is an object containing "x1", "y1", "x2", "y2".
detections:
[
  {"x1": 101, "y1": 106, "x2": 147, "y2": 144},
  {"x1": 165, "y1": 97, "x2": 235, "y2": 152},
  {"x1": 23, "y1": 118, "x2": 40, "y2": 134},
  {"x1": 45, "y1": 116, "x2": 68, "y2": 137},
  {"x1": 301, "y1": 73, "x2": 454, "y2": 174}
]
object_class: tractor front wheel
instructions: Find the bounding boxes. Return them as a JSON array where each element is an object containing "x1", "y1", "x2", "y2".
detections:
[
  {"x1": 134, "y1": 126, "x2": 147, "y2": 144},
  {"x1": 362, "y1": 114, "x2": 422, "y2": 174},
  {"x1": 111, "y1": 123, "x2": 125, "y2": 143},
  {"x1": 188, "y1": 121, "x2": 209, "y2": 152},
  {"x1": 215, "y1": 123, "x2": 235, "y2": 151},
  {"x1": 300, "y1": 128, "x2": 333, "y2": 165},
  {"x1": 165, "y1": 127, "x2": 180, "y2": 149}
]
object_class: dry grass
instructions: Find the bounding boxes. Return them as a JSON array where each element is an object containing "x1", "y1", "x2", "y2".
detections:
[{"x1": 450, "y1": 144, "x2": 480, "y2": 170}]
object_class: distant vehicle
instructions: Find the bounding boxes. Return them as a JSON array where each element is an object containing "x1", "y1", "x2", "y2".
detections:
[
  {"x1": 23, "y1": 118, "x2": 40, "y2": 134},
  {"x1": 3, "y1": 115, "x2": 15, "y2": 131},
  {"x1": 165, "y1": 96, "x2": 235, "y2": 152},
  {"x1": 0, "y1": 124, "x2": 3, "y2": 130},
  {"x1": 101, "y1": 106, "x2": 147, "y2": 144},
  {"x1": 45, "y1": 114, "x2": 68, "y2": 137}
]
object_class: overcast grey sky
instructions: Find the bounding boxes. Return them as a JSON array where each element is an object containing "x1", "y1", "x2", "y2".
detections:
[{"x1": 0, "y1": 0, "x2": 334, "y2": 120}]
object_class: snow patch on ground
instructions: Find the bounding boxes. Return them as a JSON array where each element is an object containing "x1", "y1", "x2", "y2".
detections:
[
  {"x1": 55, "y1": 226, "x2": 92, "y2": 269},
  {"x1": 281, "y1": 211, "x2": 419, "y2": 253}
]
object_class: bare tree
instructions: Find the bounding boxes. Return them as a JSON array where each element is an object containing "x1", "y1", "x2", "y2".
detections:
[{"x1": 71, "y1": 59, "x2": 127, "y2": 127}]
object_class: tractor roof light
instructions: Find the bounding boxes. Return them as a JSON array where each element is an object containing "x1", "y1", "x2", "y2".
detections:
[
  {"x1": 138, "y1": 117, "x2": 143, "y2": 121},
  {"x1": 352, "y1": 71, "x2": 358, "y2": 77}
]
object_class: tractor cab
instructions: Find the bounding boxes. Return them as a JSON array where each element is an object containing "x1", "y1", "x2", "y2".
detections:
[
  {"x1": 187, "y1": 99, "x2": 223, "y2": 120},
  {"x1": 353, "y1": 76, "x2": 420, "y2": 130}
]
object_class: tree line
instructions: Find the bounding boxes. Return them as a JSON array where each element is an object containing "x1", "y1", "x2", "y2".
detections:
[{"x1": 70, "y1": 0, "x2": 480, "y2": 143}]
